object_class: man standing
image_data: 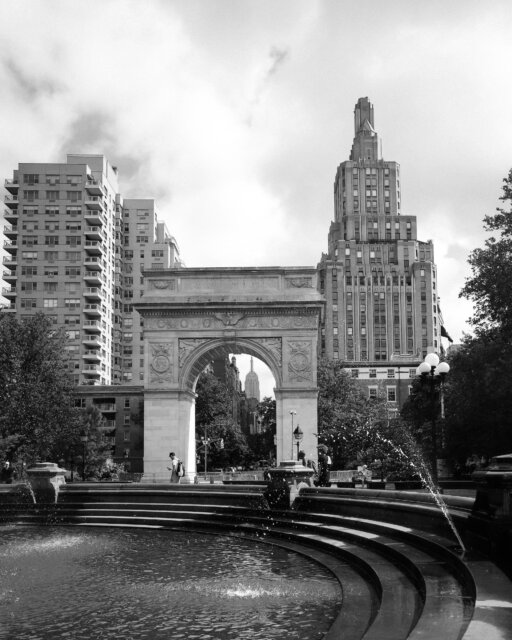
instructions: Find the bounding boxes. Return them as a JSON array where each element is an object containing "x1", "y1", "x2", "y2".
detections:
[{"x1": 167, "y1": 452, "x2": 184, "y2": 484}]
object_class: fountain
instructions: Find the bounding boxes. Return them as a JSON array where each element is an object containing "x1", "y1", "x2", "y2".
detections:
[{"x1": 372, "y1": 431, "x2": 467, "y2": 555}]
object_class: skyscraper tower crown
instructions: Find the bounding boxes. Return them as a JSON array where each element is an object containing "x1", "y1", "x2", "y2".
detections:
[
  {"x1": 319, "y1": 97, "x2": 442, "y2": 398},
  {"x1": 244, "y1": 357, "x2": 260, "y2": 401}
]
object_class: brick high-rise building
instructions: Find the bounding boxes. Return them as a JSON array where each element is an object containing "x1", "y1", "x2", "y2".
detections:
[
  {"x1": 2, "y1": 155, "x2": 182, "y2": 471},
  {"x1": 318, "y1": 98, "x2": 443, "y2": 410},
  {"x1": 2, "y1": 154, "x2": 182, "y2": 387}
]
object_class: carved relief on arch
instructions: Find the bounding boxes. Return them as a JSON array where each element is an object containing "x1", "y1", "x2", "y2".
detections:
[
  {"x1": 287, "y1": 340, "x2": 312, "y2": 383},
  {"x1": 149, "y1": 342, "x2": 174, "y2": 385},
  {"x1": 178, "y1": 338, "x2": 210, "y2": 368}
]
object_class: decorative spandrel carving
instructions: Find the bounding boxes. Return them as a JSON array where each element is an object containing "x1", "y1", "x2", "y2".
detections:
[
  {"x1": 178, "y1": 338, "x2": 210, "y2": 367},
  {"x1": 258, "y1": 338, "x2": 282, "y2": 367},
  {"x1": 287, "y1": 340, "x2": 312, "y2": 383},
  {"x1": 149, "y1": 343, "x2": 174, "y2": 384}
]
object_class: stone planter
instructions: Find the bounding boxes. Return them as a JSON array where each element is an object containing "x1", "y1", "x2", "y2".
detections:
[
  {"x1": 265, "y1": 460, "x2": 315, "y2": 509},
  {"x1": 26, "y1": 462, "x2": 67, "y2": 504}
]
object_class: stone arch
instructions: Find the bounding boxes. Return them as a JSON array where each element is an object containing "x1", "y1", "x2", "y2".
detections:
[
  {"x1": 180, "y1": 337, "x2": 282, "y2": 392},
  {"x1": 135, "y1": 266, "x2": 324, "y2": 481}
]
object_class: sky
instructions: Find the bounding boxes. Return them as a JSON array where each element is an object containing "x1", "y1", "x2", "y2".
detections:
[{"x1": 1, "y1": 0, "x2": 512, "y2": 398}]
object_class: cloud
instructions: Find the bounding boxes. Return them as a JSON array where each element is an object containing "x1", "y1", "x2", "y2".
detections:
[{"x1": 1, "y1": 0, "x2": 512, "y2": 344}]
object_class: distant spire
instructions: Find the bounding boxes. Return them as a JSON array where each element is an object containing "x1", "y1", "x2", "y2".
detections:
[{"x1": 245, "y1": 357, "x2": 260, "y2": 401}]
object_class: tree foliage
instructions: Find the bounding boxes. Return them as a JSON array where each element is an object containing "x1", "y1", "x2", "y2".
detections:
[
  {"x1": 443, "y1": 335, "x2": 512, "y2": 463},
  {"x1": 445, "y1": 169, "x2": 512, "y2": 461},
  {"x1": 317, "y1": 359, "x2": 420, "y2": 477},
  {"x1": 246, "y1": 397, "x2": 276, "y2": 463},
  {"x1": 0, "y1": 313, "x2": 77, "y2": 464},
  {"x1": 0, "y1": 313, "x2": 114, "y2": 477},
  {"x1": 460, "y1": 169, "x2": 512, "y2": 336},
  {"x1": 195, "y1": 369, "x2": 250, "y2": 469}
]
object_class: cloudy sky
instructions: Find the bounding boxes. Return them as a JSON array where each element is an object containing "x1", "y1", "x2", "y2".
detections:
[{"x1": 2, "y1": 0, "x2": 512, "y2": 396}]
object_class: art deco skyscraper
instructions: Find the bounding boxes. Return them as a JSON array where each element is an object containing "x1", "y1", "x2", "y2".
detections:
[{"x1": 318, "y1": 98, "x2": 443, "y2": 409}]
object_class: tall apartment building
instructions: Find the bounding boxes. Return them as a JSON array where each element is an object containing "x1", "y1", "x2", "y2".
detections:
[
  {"x1": 2, "y1": 154, "x2": 181, "y2": 387},
  {"x1": 2, "y1": 155, "x2": 182, "y2": 471},
  {"x1": 318, "y1": 98, "x2": 443, "y2": 410}
]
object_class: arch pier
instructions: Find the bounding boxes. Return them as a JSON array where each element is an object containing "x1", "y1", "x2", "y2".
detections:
[{"x1": 135, "y1": 267, "x2": 324, "y2": 480}]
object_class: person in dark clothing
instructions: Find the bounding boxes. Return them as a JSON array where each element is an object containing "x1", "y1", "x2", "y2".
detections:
[
  {"x1": 0, "y1": 461, "x2": 14, "y2": 484},
  {"x1": 316, "y1": 447, "x2": 330, "y2": 487}
]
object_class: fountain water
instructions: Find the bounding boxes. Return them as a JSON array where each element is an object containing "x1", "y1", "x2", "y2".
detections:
[{"x1": 373, "y1": 430, "x2": 467, "y2": 555}]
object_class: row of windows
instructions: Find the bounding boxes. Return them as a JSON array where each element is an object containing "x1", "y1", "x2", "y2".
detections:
[{"x1": 21, "y1": 190, "x2": 86, "y2": 201}]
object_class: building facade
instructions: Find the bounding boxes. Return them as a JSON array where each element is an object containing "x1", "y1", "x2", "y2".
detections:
[
  {"x1": 2, "y1": 155, "x2": 182, "y2": 469},
  {"x1": 318, "y1": 98, "x2": 443, "y2": 410},
  {"x1": 3, "y1": 154, "x2": 182, "y2": 387}
]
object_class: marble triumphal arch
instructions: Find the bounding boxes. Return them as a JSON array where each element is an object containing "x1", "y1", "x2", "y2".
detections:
[{"x1": 135, "y1": 267, "x2": 324, "y2": 479}]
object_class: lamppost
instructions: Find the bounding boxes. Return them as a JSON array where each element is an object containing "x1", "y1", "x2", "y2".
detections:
[
  {"x1": 80, "y1": 431, "x2": 88, "y2": 481},
  {"x1": 293, "y1": 425, "x2": 303, "y2": 460},
  {"x1": 289, "y1": 410, "x2": 296, "y2": 459},
  {"x1": 416, "y1": 353, "x2": 450, "y2": 485}
]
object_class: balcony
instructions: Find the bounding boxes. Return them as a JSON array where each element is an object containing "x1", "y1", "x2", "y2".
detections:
[
  {"x1": 3, "y1": 240, "x2": 18, "y2": 253},
  {"x1": 83, "y1": 320, "x2": 101, "y2": 333},
  {"x1": 83, "y1": 287, "x2": 102, "y2": 301},
  {"x1": 84, "y1": 210, "x2": 105, "y2": 225},
  {"x1": 85, "y1": 180, "x2": 103, "y2": 196},
  {"x1": 84, "y1": 256, "x2": 103, "y2": 271},
  {"x1": 0, "y1": 304, "x2": 16, "y2": 312},
  {"x1": 4, "y1": 179, "x2": 19, "y2": 194},
  {"x1": 84, "y1": 226, "x2": 104, "y2": 240},
  {"x1": 84, "y1": 240, "x2": 103, "y2": 255},
  {"x1": 95, "y1": 403, "x2": 116, "y2": 413},
  {"x1": 4, "y1": 225, "x2": 18, "y2": 238},
  {"x1": 4, "y1": 209, "x2": 18, "y2": 223},
  {"x1": 2, "y1": 286, "x2": 16, "y2": 298},
  {"x1": 81, "y1": 364, "x2": 101, "y2": 376},
  {"x1": 82, "y1": 335, "x2": 101, "y2": 347},
  {"x1": 82, "y1": 351, "x2": 101, "y2": 363},
  {"x1": 83, "y1": 272, "x2": 103, "y2": 286},
  {"x1": 84, "y1": 303, "x2": 101, "y2": 316},
  {"x1": 3, "y1": 269, "x2": 17, "y2": 282},
  {"x1": 4, "y1": 195, "x2": 19, "y2": 209},
  {"x1": 2, "y1": 255, "x2": 17, "y2": 267},
  {"x1": 84, "y1": 195, "x2": 104, "y2": 211}
]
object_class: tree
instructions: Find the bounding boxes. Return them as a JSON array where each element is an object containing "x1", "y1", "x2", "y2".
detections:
[
  {"x1": 445, "y1": 168, "x2": 512, "y2": 461},
  {"x1": 0, "y1": 313, "x2": 79, "y2": 465},
  {"x1": 442, "y1": 335, "x2": 512, "y2": 464},
  {"x1": 460, "y1": 169, "x2": 512, "y2": 336},
  {"x1": 317, "y1": 359, "x2": 393, "y2": 469},
  {"x1": 195, "y1": 370, "x2": 250, "y2": 469},
  {"x1": 247, "y1": 397, "x2": 276, "y2": 463}
]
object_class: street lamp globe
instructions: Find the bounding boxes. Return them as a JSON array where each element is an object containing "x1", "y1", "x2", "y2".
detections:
[
  {"x1": 418, "y1": 361, "x2": 431, "y2": 375},
  {"x1": 436, "y1": 362, "x2": 450, "y2": 375},
  {"x1": 424, "y1": 352, "x2": 440, "y2": 368}
]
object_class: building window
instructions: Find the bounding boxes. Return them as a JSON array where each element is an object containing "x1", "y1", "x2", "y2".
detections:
[
  {"x1": 387, "y1": 386, "x2": 397, "y2": 402},
  {"x1": 387, "y1": 369, "x2": 395, "y2": 378},
  {"x1": 43, "y1": 298, "x2": 58, "y2": 308},
  {"x1": 368, "y1": 387, "x2": 378, "y2": 399},
  {"x1": 351, "y1": 369, "x2": 359, "y2": 378},
  {"x1": 22, "y1": 251, "x2": 38, "y2": 260},
  {"x1": 369, "y1": 369, "x2": 377, "y2": 378}
]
